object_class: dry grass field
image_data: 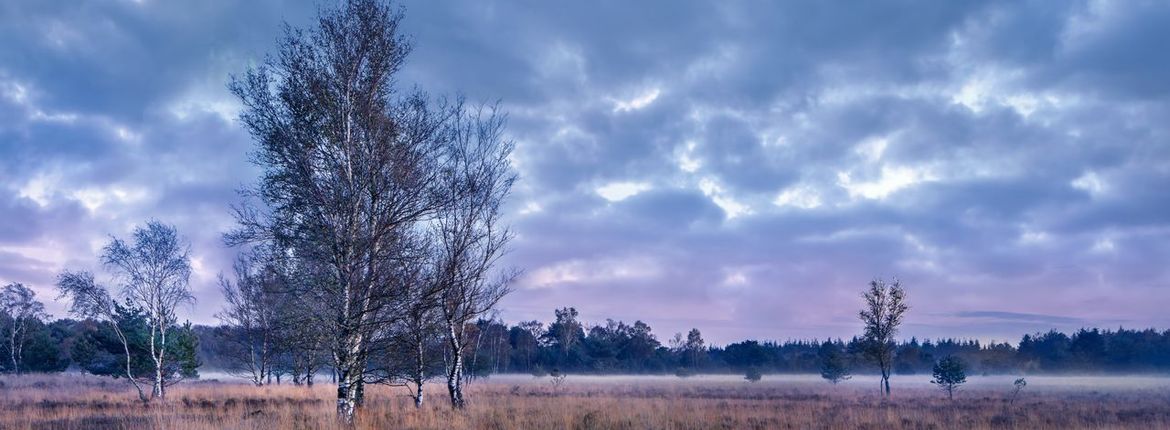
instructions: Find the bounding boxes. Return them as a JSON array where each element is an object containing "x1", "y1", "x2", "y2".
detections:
[{"x1": 2, "y1": 373, "x2": 1169, "y2": 429}]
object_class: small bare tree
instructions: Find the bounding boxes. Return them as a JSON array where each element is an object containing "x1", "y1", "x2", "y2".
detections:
[
  {"x1": 0, "y1": 283, "x2": 48, "y2": 374},
  {"x1": 278, "y1": 288, "x2": 330, "y2": 387},
  {"x1": 100, "y1": 220, "x2": 194, "y2": 400},
  {"x1": 515, "y1": 320, "x2": 543, "y2": 372},
  {"x1": 216, "y1": 251, "x2": 283, "y2": 386},
  {"x1": 859, "y1": 277, "x2": 908, "y2": 397},
  {"x1": 399, "y1": 260, "x2": 446, "y2": 408},
  {"x1": 398, "y1": 304, "x2": 445, "y2": 407},
  {"x1": 549, "y1": 368, "x2": 567, "y2": 394},
  {"x1": 56, "y1": 271, "x2": 151, "y2": 403},
  {"x1": 361, "y1": 246, "x2": 445, "y2": 408},
  {"x1": 1010, "y1": 377, "x2": 1027, "y2": 405}
]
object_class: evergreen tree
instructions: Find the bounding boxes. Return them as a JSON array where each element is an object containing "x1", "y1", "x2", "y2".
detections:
[
  {"x1": 931, "y1": 356, "x2": 967, "y2": 400},
  {"x1": 818, "y1": 341, "x2": 851, "y2": 384}
]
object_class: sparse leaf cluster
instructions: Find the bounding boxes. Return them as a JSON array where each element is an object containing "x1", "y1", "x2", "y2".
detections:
[{"x1": 859, "y1": 278, "x2": 908, "y2": 396}]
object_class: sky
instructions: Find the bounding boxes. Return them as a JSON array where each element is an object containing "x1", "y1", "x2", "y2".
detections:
[{"x1": 2, "y1": 0, "x2": 1170, "y2": 345}]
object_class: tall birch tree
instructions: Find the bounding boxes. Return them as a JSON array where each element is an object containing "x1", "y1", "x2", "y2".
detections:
[
  {"x1": 433, "y1": 107, "x2": 518, "y2": 409},
  {"x1": 227, "y1": 0, "x2": 492, "y2": 421}
]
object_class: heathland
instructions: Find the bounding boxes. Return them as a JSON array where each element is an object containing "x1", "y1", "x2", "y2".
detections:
[{"x1": 2, "y1": 373, "x2": 1169, "y2": 429}]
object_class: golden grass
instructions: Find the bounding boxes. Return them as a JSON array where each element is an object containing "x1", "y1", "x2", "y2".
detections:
[{"x1": 2, "y1": 373, "x2": 1169, "y2": 429}]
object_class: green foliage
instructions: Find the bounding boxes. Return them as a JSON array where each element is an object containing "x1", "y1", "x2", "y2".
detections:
[
  {"x1": 168, "y1": 322, "x2": 201, "y2": 380},
  {"x1": 818, "y1": 341, "x2": 851, "y2": 384},
  {"x1": 724, "y1": 340, "x2": 769, "y2": 369},
  {"x1": 744, "y1": 366, "x2": 762, "y2": 383},
  {"x1": 543, "y1": 308, "x2": 585, "y2": 366},
  {"x1": 931, "y1": 356, "x2": 967, "y2": 399},
  {"x1": 72, "y1": 304, "x2": 200, "y2": 382},
  {"x1": 0, "y1": 318, "x2": 69, "y2": 373},
  {"x1": 72, "y1": 305, "x2": 153, "y2": 378},
  {"x1": 20, "y1": 319, "x2": 68, "y2": 373}
]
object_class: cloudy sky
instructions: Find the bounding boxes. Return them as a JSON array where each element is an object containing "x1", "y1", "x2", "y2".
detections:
[{"x1": 2, "y1": 0, "x2": 1169, "y2": 345}]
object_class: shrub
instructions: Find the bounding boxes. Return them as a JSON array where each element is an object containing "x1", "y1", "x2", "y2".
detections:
[
  {"x1": 818, "y1": 342, "x2": 851, "y2": 384},
  {"x1": 930, "y1": 356, "x2": 967, "y2": 400},
  {"x1": 549, "y1": 368, "x2": 567, "y2": 393},
  {"x1": 744, "y1": 367, "x2": 762, "y2": 383},
  {"x1": 1010, "y1": 377, "x2": 1027, "y2": 405}
]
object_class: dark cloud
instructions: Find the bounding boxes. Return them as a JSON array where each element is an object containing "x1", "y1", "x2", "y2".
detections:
[
  {"x1": 955, "y1": 311, "x2": 1085, "y2": 326},
  {"x1": 2, "y1": 0, "x2": 1168, "y2": 344}
]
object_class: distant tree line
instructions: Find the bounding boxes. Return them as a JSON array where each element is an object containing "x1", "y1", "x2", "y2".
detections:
[
  {"x1": 190, "y1": 308, "x2": 1170, "y2": 379},
  {"x1": 9, "y1": 292, "x2": 1170, "y2": 381},
  {"x1": 1, "y1": 284, "x2": 200, "y2": 379},
  {"x1": 10, "y1": 312, "x2": 1170, "y2": 379}
]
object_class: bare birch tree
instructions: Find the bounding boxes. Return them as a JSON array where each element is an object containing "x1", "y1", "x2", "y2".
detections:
[
  {"x1": 400, "y1": 253, "x2": 445, "y2": 408},
  {"x1": 0, "y1": 283, "x2": 48, "y2": 374},
  {"x1": 217, "y1": 251, "x2": 283, "y2": 386},
  {"x1": 396, "y1": 295, "x2": 444, "y2": 408},
  {"x1": 277, "y1": 281, "x2": 330, "y2": 387},
  {"x1": 100, "y1": 220, "x2": 194, "y2": 400},
  {"x1": 859, "y1": 277, "x2": 908, "y2": 397},
  {"x1": 434, "y1": 106, "x2": 518, "y2": 409},
  {"x1": 363, "y1": 252, "x2": 445, "y2": 408}
]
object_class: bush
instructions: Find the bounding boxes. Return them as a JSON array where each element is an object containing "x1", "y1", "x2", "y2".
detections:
[
  {"x1": 930, "y1": 356, "x2": 967, "y2": 400},
  {"x1": 818, "y1": 342, "x2": 851, "y2": 384},
  {"x1": 1010, "y1": 377, "x2": 1027, "y2": 405},
  {"x1": 549, "y1": 368, "x2": 567, "y2": 393},
  {"x1": 744, "y1": 367, "x2": 762, "y2": 383}
]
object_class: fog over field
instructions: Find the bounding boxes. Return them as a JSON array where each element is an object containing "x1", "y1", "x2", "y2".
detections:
[
  {"x1": 5, "y1": 372, "x2": 1170, "y2": 429},
  {"x1": 197, "y1": 370, "x2": 1170, "y2": 393},
  {"x1": 484, "y1": 373, "x2": 1170, "y2": 390}
]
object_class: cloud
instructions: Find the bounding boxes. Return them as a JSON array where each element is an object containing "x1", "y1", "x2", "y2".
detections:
[
  {"x1": 2, "y1": 0, "x2": 1169, "y2": 344},
  {"x1": 954, "y1": 311, "x2": 1086, "y2": 326}
]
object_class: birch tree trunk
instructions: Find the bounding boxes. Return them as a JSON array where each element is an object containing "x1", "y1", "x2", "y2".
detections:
[
  {"x1": 446, "y1": 322, "x2": 465, "y2": 409},
  {"x1": 413, "y1": 334, "x2": 426, "y2": 408},
  {"x1": 335, "y1": 323, "x2": 367, "y2": 423},
  {"x1": 8, "y1": 321, "x2": 17, "y2": 374},
  {"x1": 114, "y1": 324, "x2": 149, "y2": 404},
  {"x1": 150, "y1": 323, "x2": 164, "y2": 399},
  {"x1": 336, "y1": 369, "x2": 361, "y2": 421}
]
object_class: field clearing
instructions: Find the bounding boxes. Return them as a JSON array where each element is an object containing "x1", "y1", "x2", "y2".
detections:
[{"x1": 2, "y1": 373, "x2": 1169, "y2": 429}]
